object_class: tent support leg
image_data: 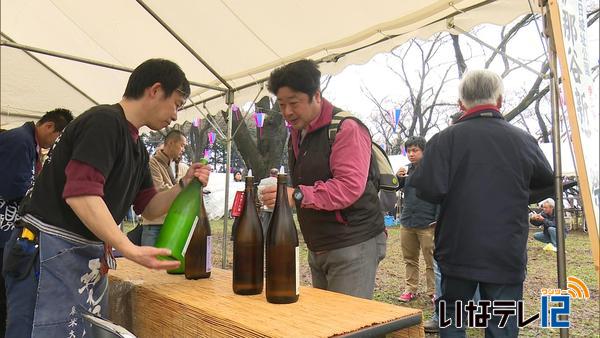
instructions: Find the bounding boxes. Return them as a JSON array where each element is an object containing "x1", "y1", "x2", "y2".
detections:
[
  {"x1": 221, "y1": 90, "x2": 234, "y2": 269},
  {"x1": 543, "y1": 0, "x2": 568, "y2": 335}
]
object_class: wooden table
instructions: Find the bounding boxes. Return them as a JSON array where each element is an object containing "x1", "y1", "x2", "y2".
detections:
[{"x1": 109, "y1": 259, "x2": 423, "y2": 337}]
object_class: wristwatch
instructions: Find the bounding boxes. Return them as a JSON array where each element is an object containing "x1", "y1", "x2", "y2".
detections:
[{"x1": 292, "y1": 187, "x2": 304, "y2": 203}]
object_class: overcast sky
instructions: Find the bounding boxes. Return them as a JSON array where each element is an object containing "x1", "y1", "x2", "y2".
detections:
[{"x1": 323, "y1": 17, "x2": 599, "y2": 137}]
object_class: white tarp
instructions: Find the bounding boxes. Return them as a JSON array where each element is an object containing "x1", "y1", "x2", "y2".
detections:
[
  {"x1": 203, "y1": 173, "x2": 244, "y2": 220},
  {"x1": 1, "y1": 0, "x2": 539, "y2": 129}
]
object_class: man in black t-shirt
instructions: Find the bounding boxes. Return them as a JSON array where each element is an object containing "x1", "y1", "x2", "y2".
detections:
[{"x1": 2, "y1": 59, "x2": 211, "y2": 337}]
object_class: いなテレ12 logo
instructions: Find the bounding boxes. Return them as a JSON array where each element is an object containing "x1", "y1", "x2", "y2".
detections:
[{"x1": 540, "y1": 276, "x2": 590, "y2": 328}]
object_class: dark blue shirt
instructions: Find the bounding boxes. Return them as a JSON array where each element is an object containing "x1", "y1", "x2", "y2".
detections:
[
  {"x1": 0, "y1": 122, "x2": 37, "y2": 201},
  {"x1": 0, "y1": 122, "x2": 37, "y2": 246},
  {"x1": 399, "y1": 163, "x2": 438, "y2": 228}
]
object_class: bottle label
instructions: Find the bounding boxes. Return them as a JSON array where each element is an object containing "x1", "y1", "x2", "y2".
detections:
[
  {"x1": 206, "y1": 235, "x2": 212, "y2": 272},
  {"x1": 295, "y1": 246, "x2": 299, "y2": 295},
  {"x1": 182, "y1": 216, "x2": 199, "y2": 257}
]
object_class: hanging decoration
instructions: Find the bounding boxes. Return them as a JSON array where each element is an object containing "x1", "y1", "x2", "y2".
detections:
[
  {"x1": 393, "y1": 107, "x2": 401, "y2": 133},
  {"x1": 232, "y1": 104, "x2": 241, "y2": 120},
  {"x1": 208, "y1": 131, "x2": 216, "y2": 146},
  {"x1": 192, "y1": 117, "x2": 202, "y2": 128},
  {"x1": 254, "y1": 111, "x2": 265, "y2": 138}
]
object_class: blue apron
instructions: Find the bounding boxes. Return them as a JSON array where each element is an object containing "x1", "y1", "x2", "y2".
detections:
[
  {"x1": 33, "y1": 231, "x2": 108, "y2": 337},
  {"x1": 4, "y1": 218, "x2": 109, "y2": 338}
]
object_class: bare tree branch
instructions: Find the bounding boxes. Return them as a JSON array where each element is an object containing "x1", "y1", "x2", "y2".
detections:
[
  {"x1": 505, "y1": 62, "x2": 550, "y2": 121},
  {"x1": 485, "y1": 14, "x2": 535, "y2": 69},
  {"x1": 450, "y1": 34, "x2": 467, "y2": 78},
  {"x1": 588, "y1": 8, "x2": 599, "y2": 26},
  {"x1": 534, "y1": 97, "x2": 550, "y2": 142}
]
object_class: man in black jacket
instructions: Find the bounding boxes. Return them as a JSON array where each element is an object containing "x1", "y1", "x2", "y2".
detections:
[{"x1": 411, "y1": 69, "x2": 554, "y2": 337}]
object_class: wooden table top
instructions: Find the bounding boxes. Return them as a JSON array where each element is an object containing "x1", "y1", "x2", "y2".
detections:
[{"x1": 109, "y1": 258, "x2": 422, "y2": 337}]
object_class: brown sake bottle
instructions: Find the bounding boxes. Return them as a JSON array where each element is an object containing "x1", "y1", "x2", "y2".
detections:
[
  {"x1": 233, "y1": 171, "x2": 264, "y2": 295},
  {"x1": 184, "y1": 183, "x2": 212, "y2": 279},
  {"x1": 266, "y1": 172, "x2": 299, "y2": 303}
]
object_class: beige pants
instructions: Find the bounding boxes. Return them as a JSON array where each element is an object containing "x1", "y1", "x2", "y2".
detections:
[{"x1": 400, "y1": 226, "x2": 435, "y2": 294}]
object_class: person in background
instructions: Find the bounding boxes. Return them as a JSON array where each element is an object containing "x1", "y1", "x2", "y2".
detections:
[
  {"x1": 395, "y1": 136, "x2": 437, "y2": 304},
  {"x1": 0, "y1": 108, "x2": 74, "y2": 335},
  {"x1": 2, "y1": 58, "x2": 211, "y2": 337},
  {"x1": 174, "y1": 155, "x2": 190, "y2": 181},
  {"x1": 261, "y1": 59, "x2": 386, "y2": 299},
  {"x1": 411, "y1": 69, "x2": 553, "y2": 337},
  {"x1": 531, "y1": 198, "x2": 561, "y2": 252},
  {"x1": 141, "y1": 130, "x2": 187, "y2": 246},
  {"x1": 233, "y1": 170, "x2": 243, "y2": 182},
  {"x1": 269, "y1": 168, "x2": 279, "y2": 178}
]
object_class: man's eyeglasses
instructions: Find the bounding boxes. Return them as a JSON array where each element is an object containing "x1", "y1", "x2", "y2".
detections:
[{"x1": 175, "y1": 88, "x2": 188, "y2": 111}]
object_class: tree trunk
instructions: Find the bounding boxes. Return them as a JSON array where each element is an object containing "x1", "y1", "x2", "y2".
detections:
[{"x1": 222, "y1": 96, "x2": 288, "y2": 179}]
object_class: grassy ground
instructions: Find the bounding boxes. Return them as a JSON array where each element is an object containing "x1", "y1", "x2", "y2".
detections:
[{"x1": 138, "y1": 217, "x2": 599, "y2": 337}]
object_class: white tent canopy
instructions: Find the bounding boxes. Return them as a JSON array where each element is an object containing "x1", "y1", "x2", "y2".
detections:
[{"x1": 1, "y1": 0, "x2": 540, "y2": 129}]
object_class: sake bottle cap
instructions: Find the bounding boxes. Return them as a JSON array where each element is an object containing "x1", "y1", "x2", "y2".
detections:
[
  {"x1": 279, "y1": 166, "x2": 285, "y2": 174},
  {"x1": 247, "y1": 169, "x2": 253, "y2": 177}
]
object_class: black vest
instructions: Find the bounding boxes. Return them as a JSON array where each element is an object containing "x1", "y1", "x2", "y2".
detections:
[{"x1": 288, "y1": 109, "x2": 384, "y2": 251}]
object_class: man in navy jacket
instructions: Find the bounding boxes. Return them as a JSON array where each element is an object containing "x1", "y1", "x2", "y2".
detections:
[
  {"x1": 0, "y1": 108, "x2": 73, "y2": 335},
  {"x1": 411, "y1": 69, "x2": 554, "y2": 337}
]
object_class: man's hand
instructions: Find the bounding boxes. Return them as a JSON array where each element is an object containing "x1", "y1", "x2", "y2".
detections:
[
  {"x1": 121, "y1": 245, "x2": 181, "y2": 270},
  {"x1": 183, "y1": 162, "x2": 211, "y2": 187},
  {"x1": 530, "y1": 214, "x2": 543, "y2": 222},
  {"x1": 260, "y1": 185, "x2": 294, "y2": 209},
  {"x1": 397, "y1": 167, "x2": 407, "y2": 177}
]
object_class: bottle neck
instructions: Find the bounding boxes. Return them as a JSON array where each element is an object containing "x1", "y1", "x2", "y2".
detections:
[
  {"x1": 244, "y1": 177, "x2": 255, "y2": 204},
  {"x1": 276, "y1": 180, "x2": 290, "y2": 212}
]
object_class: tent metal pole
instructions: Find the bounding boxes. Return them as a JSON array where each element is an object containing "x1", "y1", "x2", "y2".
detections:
[
  {"x1": 543, "y1": 0, "x2": 568, "y2": 335},
  {"x1": 550, "y1": 50, "x2": 569, "y2": 338},
  {"x1": 190, "y1": 77, "x2": 270, "y2": 107},
  {"x1": 1, "y1": 111, "x2": 48, "y2": 119},
  {"x1": 1, "y1": 33, "x2": 99, "y2": 106},
  {"x1": 221, "y1": 90, "x2": 234, "y2": 268},
  {"x1": 135, "y1": 0, "x2": 233, "y2": 90},
  {"x1": 0, "y1": 39, "x2": 224, "y2": 91}
]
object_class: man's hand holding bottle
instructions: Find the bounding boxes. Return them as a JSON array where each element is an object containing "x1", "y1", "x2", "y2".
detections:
[
  {"x1": 397, "y1": 167, "x2": 407, "y2": 177},
  {"x1": 182, "y1": 160, "x2": 211, "y2": 187},
  {"x1": 260, "y1": 185, "x2": 294, "y2": 209}
]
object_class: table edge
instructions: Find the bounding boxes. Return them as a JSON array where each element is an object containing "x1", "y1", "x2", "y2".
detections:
[{"x1": 335, "y1": 312, "x2": 422, "y2": 337}]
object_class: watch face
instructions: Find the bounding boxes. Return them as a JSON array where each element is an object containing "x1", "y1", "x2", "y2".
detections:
[{"x1": 294, "y1": 189, "x2": 303, "y2": 201}]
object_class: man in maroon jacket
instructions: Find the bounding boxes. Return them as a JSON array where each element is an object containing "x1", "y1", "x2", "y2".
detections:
[{"x1": 261, "y1": 59, "x2": 386, "y2": 299}]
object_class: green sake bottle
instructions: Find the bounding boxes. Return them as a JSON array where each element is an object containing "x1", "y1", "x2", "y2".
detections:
[{"x1": 155, "y1": 159, "x2": 209, "y2": 274}]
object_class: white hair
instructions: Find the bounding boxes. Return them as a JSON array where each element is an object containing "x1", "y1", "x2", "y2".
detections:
[
  {"x1": 539, "y1": 198, "x2": 555, "y2": 208},
  {"x1": 458, "y1": 69, "x2": 504, "y2": 109}
]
